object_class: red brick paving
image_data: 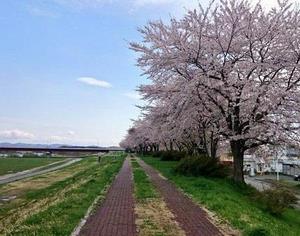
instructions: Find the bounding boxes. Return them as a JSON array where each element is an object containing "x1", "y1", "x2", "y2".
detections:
[
  {"x1": 79, "y1": 158, "x2": 136, "y2": 236},
  {"x1": 137, "y1": 158, "x2": 223, "y2": 236}
]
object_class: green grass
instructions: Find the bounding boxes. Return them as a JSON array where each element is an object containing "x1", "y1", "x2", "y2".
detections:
[
  {"x1": 0, "y1": 158, "x2": 63, "y2": 176},
  {"x1": 0, "y1": 155, "x2": 125, "y2": 236},
  {"x1": 142, "y1": 156, "x2": 300, "y2": 236},
  {"x1": 131, "y1": 159, "x2": 157, "y2": 200},
  {"x1": 276, "y1": 179, "x2": 300, "y2": 195}
]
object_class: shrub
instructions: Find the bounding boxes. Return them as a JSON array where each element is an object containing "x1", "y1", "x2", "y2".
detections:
[
  {"x1": 174, "y1": 155, "x2": 230, "y2": 178},
  {"x1": 247, "y1": 227, "x2": 269, "y2": 236},
  {"x1": 152, "y1": 151, "x2": 163, "y2": 158},
  {"x1": 257, "y1": 187, "x2": 297, "y2": 216},
  {"x1": 160, "y1": 151, "x2": 186, "y2": 161}
]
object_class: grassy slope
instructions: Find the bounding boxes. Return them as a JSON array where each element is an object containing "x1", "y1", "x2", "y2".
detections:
[
  {"x1": 142, "y1": 156, "x2": 300, "y2": 236},
  {"x1": 276, "y1": 179, "x2": 300, "y2": 195},
  {"x1": 0, "y1": 158, "x2": 63, "y2": 176},
  {"x1": 0, "y1": 155, "x2": 125, "y2": 236}
]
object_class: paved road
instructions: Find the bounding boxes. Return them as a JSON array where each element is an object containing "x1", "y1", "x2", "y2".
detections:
[
  {"x1": 79, "y1": 158, "x2": 136, "y2": 236},
  {"x1": 78, "y1": 157, "x2": 223, "y2": 236},
  {"x1": 0, "y1": 158, "x2": 82, "y2": 185},
  {"x1": 137, "y1": 158, "x2": 223, "y2": 236},
  {"x1": 245, "y1": 176, "x2": 272, "y2": 191}
]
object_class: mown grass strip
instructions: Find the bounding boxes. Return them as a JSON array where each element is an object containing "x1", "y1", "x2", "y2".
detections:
[
  {"x1": 1, "y1": 154, "x2": 125, "y2": 236},
  {"x1": 133, "y1": 163, "x2": 157, "y2": 201},
  {"x1": 0, "y1": 158, "x2": 63, "y2": 176},
  {"x1": 142, "y1": 156, "x2": 300, "y2": 236},
  {"x1": 0, "y1": 158, "x2": 94, "y2": 218},
  {"x1": 0, "y1": 158, "x2": 91, "y2": 200},
  {"x1": 131, "y1": 157, "x2": 185, "y2": 236}
]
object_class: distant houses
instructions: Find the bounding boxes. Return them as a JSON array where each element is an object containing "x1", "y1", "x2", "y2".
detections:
[
  {"x1": 0, "y1": 151, "x2": 51, "y2": 158},
  {"x1": 243, "y1": 154, "x2": 271, "y2": 175},
  {"x1": 219, "y1": 146, "x2": 300, "y2": 177},
  {"x1": 282, "y1": 160, "x2": 300, "y2": 176}
]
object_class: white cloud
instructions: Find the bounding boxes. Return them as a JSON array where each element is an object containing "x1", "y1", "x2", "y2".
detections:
[
  {"x1": 77, "y1": 77, "x2": 112, "y2": 88},
  {"x1": 0, "y1": 129, "x2": 35, "y2": 140},
  {"x1": 48, "y1": 135, "x2": 68, "y2": 142},
  {"x1": 67, "y1": 130, "x2": 76, "y2": 136},
  {"x1": 124, "y1": 92, "x2": 141, "y2": 100}
]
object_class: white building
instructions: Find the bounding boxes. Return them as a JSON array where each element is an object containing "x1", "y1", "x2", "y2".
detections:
[
  {"x1": 243, "y1": 154, "x2": 271, "y2": 174},
  {"x1": 245, "y1": 146, "x2": 300, "y2": 176}
]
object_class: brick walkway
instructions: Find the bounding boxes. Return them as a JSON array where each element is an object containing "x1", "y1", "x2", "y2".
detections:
[
  {"x1": 137, "y1": 158, "x2": 223, "y2": 236},
  {"x1": 79, "y1": 158, "x2": 136, "y2": 236}
]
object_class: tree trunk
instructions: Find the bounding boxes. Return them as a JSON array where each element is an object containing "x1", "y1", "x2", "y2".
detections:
[
  {"x1": 202, "y1": 129, "x2": 209, "y2": 155},
  {"x1": 170, "y1": 141, "x2": 173, "y2": 151},
  {"x1": 230, "y1": 140, "x2": 245, "y2": 183},
  {"x1": 209, "y1": 131, "x2": 218, "y2": 159},
  {"x1": 163, "y1": 141, "x2": 168, "y2": 151},
  {"x1": 138, "y1": 144, "x2": 143, "y2": 153},
  {"x1": 210, "y1": 139, "x2": 218, "y2": 159}
]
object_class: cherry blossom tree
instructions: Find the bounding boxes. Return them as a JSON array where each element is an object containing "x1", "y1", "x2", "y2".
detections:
[{"x1": 123, "y1": 0, "x2": 300, "y2": 183}]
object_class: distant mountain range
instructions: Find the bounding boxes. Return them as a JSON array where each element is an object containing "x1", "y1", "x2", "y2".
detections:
[
  {"x1": 0, "y1": 143, "x2": 122, "y2": 150},
  {"x1": 0, "y1": 143, "x2": 62, "y2": 148}
]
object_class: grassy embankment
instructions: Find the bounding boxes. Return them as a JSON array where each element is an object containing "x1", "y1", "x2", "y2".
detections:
[
  {"x1": 142, "y1": 156, "x2": 300, "y2": 236},
  {"x1": 131, "y1": 157, "x2": 185, "y2": 236},
  {"x1": 0, "y1": 158, "x2": 64, "y2": 176},
  {"x1": 273, "y1": 179, "x2": 300, "y2": 196},
  {"x1": 0, "y1": 154, "x2": 125, "y2": 236}
]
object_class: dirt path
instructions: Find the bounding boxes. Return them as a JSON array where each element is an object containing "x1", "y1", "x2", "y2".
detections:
[
  {"x1": 0, "y1": 158, "x2": 81, "y2": 185},
  {"x1": 79, "y1": 158, "x2": 136, "y2": 236},
  {"x1": 137, "y1": 158, "x2": 223, "y2": 236}
]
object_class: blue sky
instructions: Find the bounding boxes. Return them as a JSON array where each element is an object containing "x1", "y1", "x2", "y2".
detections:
[{"x1": 0, "y1": 0, "x2": 285, "y2": 146}]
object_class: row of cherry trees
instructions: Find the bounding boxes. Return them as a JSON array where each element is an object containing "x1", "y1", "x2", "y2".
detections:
[{"x1": 121, "y1": 0, "x2": 300, "y2": 183}]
